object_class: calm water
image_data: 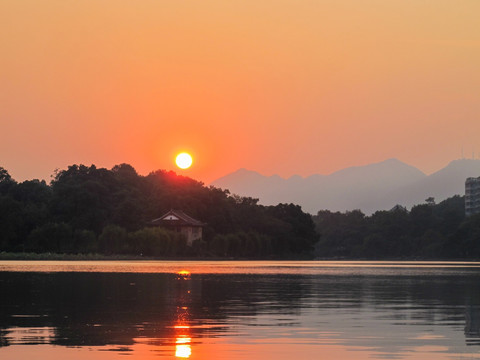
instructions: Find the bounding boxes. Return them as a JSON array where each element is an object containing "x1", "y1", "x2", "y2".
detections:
[{"x1": 1, "y1": 261, "x2": 480, "y2": 359}]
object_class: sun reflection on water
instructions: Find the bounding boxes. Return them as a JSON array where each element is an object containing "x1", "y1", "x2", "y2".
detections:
[
  {"x1": 174, "y1": 324, "x2": 192, "y2": 359},
  {"x1": 176, "y1": 270, "x2": 191, "y2": 279},
  {"x1": 174, "y1": 272, "x2": 193, "y2": 358},
  {"x1": 175, "y1": 334, "x2": 192, "y2": 358}
]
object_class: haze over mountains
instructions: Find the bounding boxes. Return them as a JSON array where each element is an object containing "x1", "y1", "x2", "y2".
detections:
[{"x1": 211, "y1": 159, "x2": 480, "y2": 214}]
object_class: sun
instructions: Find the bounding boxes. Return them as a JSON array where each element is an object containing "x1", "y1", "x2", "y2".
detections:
[{"x1": 175, "y1": 152, "x2": 193, "y2": 169}]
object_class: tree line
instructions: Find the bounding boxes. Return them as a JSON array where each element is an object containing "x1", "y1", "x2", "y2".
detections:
[
  {"x1": 313, "y1": 196, "x2": 480, "y2": 259},
  {"x1": 0, "y1": 164, "x2": 318, "y2": 258},
  {"x1": 2, "y1": 163, "x2": 479, "y2": 259}
]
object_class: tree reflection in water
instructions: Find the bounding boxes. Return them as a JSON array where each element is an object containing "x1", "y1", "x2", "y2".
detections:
[{"x1": 1, "y1": 264, "x2": 480, "y2": 359}]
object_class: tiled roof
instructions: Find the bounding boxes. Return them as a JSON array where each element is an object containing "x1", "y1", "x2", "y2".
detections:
[{"x1": 152, "y1": 209, "x2": 205, "y2": 226}]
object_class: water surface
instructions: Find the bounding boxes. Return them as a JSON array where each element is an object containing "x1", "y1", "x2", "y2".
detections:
[{"x1": 1, "y1": 261, "x2": 480, "y2": 359}]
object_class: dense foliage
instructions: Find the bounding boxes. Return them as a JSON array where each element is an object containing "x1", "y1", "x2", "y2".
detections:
[
  {"x1": 0, "y1": 164, "x2": 318, "y2": 258},
  {"x1": 313, "y1": 196, "x2": 480, "y2": 259},
  {"x1": 2, "y1": 163, "x2": 479, "y2": 259}
]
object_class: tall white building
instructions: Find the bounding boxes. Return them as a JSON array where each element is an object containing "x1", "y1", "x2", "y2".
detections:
[{"x1": 465, "y1": 177, "x2": 480, "y2": 216}]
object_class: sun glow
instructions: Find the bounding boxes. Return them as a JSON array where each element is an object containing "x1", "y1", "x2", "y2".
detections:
[{"x1": 175, "y1": 153, "x2": 193, "y2": 169}]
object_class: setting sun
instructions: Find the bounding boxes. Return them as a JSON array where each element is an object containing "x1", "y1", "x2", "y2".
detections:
[{"x1": 175, "y1": 153, "x2": 193, "y2": 170}]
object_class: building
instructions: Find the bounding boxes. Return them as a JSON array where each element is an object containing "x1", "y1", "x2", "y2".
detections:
[
  {"x1": 465, "y1": 177, "x2": 480, "y2": 216},
  {"x1": 151, "y1": 210, "x2": 205, "y2": 246}
]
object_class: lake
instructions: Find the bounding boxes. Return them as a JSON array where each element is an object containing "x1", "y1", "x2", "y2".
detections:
[{"x1": 1, "y1": 261, "x2": 480, "y2": 359}]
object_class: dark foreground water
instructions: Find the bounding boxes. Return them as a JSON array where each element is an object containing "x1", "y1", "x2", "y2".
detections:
[{"x1": 1, "y1": 261, "x2": 480, "y2": 359}]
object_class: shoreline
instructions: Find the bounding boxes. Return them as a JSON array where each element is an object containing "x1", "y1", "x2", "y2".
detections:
[{"x1": 0, "y1": 252, "x2": 479, "y2": 262}]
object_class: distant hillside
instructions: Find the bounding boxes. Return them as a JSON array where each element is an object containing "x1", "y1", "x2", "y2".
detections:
[
  {"x1": 211, "y1": 159, "x2": 480, "y2": 214},
  {"x1": 383, "y1": 159, "x2": 480, "y2": 209}
]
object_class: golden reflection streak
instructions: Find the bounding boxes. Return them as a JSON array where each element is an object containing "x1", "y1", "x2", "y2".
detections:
[
  {"x1": 175, "y1": 334, "x2": 192, "y2": 358},
  {"x1": 174, "y1": 272, "x2": 192, "y2": 358},
  {"x1": 176, "y1": 270, "x2": 192, "y2": 281}
]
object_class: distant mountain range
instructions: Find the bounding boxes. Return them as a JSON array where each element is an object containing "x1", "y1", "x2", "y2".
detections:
[{"x1": 211, "y1": 159, "x2": 480, "y2": 214}]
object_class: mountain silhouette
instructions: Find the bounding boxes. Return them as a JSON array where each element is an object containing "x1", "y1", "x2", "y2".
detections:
[{"x1": 211, "y1": 159, "x2": 480, "y2": 214}]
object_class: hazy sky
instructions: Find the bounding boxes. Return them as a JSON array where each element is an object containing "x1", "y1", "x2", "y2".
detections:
[{"x1": 1, "y1": 0, "x2": 479, "y2": 183}]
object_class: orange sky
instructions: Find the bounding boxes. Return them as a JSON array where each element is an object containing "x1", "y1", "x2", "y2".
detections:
[{"x1": 1, "y1": 0, "x2": 479, "y2": 184}]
